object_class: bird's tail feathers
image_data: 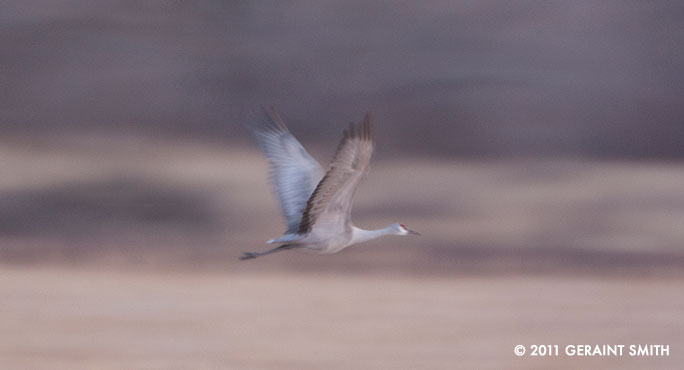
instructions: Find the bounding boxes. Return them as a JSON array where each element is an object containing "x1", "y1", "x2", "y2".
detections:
[{"x1": 266, "y1": 233, "x2": 304, "y2": 244}]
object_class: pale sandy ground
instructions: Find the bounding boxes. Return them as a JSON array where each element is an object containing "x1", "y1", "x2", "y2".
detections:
[{"x1": 0, "y1": 265, "x2": 682, "y2": 370}]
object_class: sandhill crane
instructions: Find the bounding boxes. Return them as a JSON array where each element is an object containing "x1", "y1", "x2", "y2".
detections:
[{"x1": 240, "y1": 107, "x2": 420, "y2": 260}]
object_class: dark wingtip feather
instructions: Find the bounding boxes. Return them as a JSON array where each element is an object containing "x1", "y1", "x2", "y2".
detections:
[
  {"x1": 243, "y1": 105, "x2": 290, "y2": 136},
  {"x1": 263, "y1": 105, "x2": 289, "y2": 132},
  {"x1": 343, "y1": 113, "x2": 372, "y2": 141},
  {"x1": 363, "y1": 112, "x2": 372, "y2": 140}
]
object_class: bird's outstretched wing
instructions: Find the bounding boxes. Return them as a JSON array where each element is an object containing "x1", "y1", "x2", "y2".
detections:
[
  {"x1": 248, "y1": 107, "x2": 325, "y2": 233},
  {"x1": 297, "y1": 114, "x2": 373, "y2": 235}
]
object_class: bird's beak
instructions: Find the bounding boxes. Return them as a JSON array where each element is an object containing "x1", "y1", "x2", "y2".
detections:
[{"x1": 407, "y1": 229, "x2": 422, "y2": 236}]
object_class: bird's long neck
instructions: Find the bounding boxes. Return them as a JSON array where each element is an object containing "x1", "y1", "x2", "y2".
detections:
[{"x1": 350, "y1": 225, "x2": 395, "y2": 245}]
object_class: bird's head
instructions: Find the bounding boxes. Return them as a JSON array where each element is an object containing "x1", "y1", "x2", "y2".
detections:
[{"x1": 392, "y1": 223, "x2": 421, "y2": 236}]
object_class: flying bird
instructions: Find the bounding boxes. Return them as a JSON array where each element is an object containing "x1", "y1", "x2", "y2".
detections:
[{"x1": 240, "y1": 107, "x2": 420, "y2": 260}]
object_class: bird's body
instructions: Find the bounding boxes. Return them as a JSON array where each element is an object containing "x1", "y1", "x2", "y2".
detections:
[{"x1": 241, "y1": 107, "x2": 419, "y2": 260}]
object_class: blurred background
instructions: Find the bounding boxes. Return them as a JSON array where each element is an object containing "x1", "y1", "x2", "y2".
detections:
[{"x1": 1, "y1": 1, "x2": 683, "y2": 369}]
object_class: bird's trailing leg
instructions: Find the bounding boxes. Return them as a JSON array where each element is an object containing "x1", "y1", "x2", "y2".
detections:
[{"x1": 239, "y1": 244, "x2": 299, "y2": 260}]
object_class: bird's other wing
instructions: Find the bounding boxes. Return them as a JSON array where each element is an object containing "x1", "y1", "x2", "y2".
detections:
[
  {"x1": 297, "y1": 114, "x2": 373, "y2": 235},
  {"x1": 247, "y1": 106, "x2": 326, "y2": 233}
]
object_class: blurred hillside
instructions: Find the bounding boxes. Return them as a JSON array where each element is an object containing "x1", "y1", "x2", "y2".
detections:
[
  {"x1": 2, "y1": 1, "x2": 684, "y2": 158},
  {"x1": 1, "y1": 135, "x2": 683, "y2": 275}
]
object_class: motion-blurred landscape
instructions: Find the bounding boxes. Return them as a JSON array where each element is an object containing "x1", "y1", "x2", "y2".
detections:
[{"x1": 1, "y1": 1, "x2": 683, "y2": 369}]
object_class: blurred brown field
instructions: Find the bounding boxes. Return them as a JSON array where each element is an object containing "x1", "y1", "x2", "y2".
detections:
[{"x1": 2, "y1": 134, "x2": 684, "y2": 275}]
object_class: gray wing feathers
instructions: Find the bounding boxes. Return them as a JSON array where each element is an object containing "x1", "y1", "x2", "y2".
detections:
[
  {"x1": 248, "y1": 107, "x2": 325, "y2": 233},
  {"x1": 298, "y1": 113, "x2": 373, "y2": 234}
]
